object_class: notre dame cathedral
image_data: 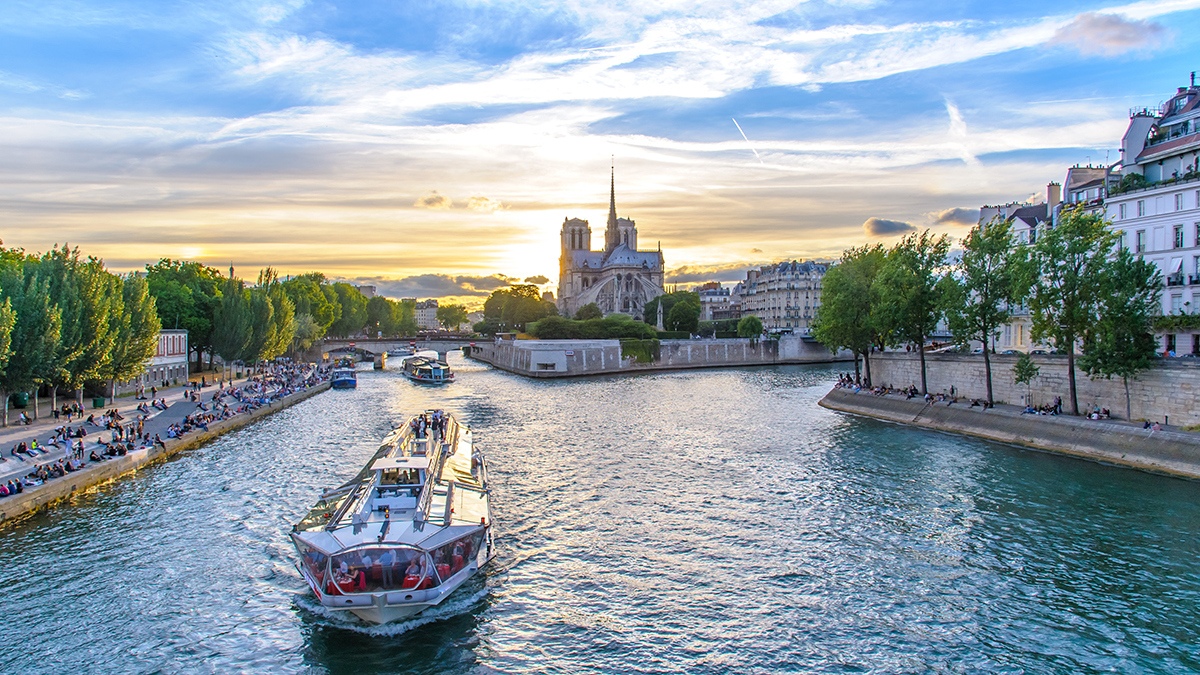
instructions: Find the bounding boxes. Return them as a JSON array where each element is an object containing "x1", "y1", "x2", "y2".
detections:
[{"x1": 556, "y1": 172, "x2": 666, "y2": 321}]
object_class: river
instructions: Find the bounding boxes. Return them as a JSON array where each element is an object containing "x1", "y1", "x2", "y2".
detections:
[{"x1": 2, "y1": 354, "x2": 1198, "y2": 674}]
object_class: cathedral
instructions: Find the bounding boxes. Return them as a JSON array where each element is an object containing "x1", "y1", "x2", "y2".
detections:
[{"x1": 557, "y1": 173, "x2": 666, "y2": 321}]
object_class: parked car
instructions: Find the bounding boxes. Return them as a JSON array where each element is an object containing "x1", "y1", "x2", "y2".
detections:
[
  {"x1": 1001, "y1": 349, "x2": 1019, "y2": 355},
  {"x1": 1030, "y1": 349, "x2": 1047, "y2": 355}
]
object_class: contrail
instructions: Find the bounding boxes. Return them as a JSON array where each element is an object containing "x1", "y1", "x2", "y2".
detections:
[{"x1": 731, "y1": 117, "x2": 763, "y2": 164}]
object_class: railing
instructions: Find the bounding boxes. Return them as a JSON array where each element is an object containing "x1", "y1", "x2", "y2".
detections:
[{"x1": 1167, "y1": 275, "x2": 1186, "y2": 287}]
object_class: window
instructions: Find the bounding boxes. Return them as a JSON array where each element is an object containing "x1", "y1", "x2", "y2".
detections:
[
  {"x1": 1172, "y1": 294, "x2": 1183, "y2": 313},
  {"x1": 1119, "y1": 203, "x2": 1127, "y2": 220},
  {"x1": 1136, "y1": 230, "x2": 1146, "y2": 253},
  {"x1": 1138, "y1": 200, "x2": 1146, "y2": 217},
  {"x1": 1176, "y1": 193, "x2": 1184, "y2": 211},
  {"x1": 1175, "y1": 225, "x2": 1185, "y2": 249}
]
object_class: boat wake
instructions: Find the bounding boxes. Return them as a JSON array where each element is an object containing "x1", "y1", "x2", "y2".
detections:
[{"x1": 295, "y1": 588, "x2": 490, "y2": 636}]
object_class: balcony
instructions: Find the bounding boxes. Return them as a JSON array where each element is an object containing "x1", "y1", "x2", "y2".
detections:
[{"x1": 1167, "y1": 274, "x2": 1186, "y2": 287}]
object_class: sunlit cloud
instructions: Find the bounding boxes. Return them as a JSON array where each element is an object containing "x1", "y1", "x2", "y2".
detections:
[
  {"x1": 1050, "y1": 12, "x2": 1170, "y2": 56},
  {"x1": 863, "y1": 217, "x2": 917, "y2": 237},
  {"x1": 414, "y1": 191, "x2": 453, "y2": 209}
]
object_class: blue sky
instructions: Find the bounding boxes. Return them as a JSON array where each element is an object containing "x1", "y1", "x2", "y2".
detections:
[{"x1": 2, "y1": 0, "x2": 1199, "y2": 303}]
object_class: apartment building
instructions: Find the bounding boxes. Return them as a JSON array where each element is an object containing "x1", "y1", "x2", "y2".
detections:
[{"x1": 732, "y1": 260, "x2": 827, "y2": 332}]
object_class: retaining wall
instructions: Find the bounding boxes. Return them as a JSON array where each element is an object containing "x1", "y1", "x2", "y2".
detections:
[
  {"x1": 820, "y1": 387, "x2": 1200, "y2": 480},
  {"x1": 0, "y1": 381, "x2": 330, "y2": 526},
  {"x1": 863, "y1": 351, "x2": 1200, "y2": 426},
  {"x1": 468, "y1": 335, "x2": 851, "y2": 378}
]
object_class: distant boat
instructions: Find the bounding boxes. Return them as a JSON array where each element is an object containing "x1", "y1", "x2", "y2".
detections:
[
  {"x1": 331, "y1": 360, "x2": 357, "y2": 389},
  {"x1": 402, "y1": 351, "x2": 454, "y2": 384}
]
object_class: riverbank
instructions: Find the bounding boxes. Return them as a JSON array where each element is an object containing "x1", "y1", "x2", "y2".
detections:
[
  {"x1": 0, "y1": 381, "x2": 330, "y2": 526},
  {"x1": 469, "y1": 335, "x2": 852, "y2": 378},
  {"x1": 819, "y1": 386, "x2": 1200, "y2": 480}
]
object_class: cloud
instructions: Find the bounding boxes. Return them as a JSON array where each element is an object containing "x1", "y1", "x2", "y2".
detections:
[
  {"x1": 666, "y1": 262, "x2": 757, "y2": 283},
  {"x1": 863, "y1": 217, "x2": 917, "y2": 236},
  {"x1": 928, "y1": 207, "x2": 980, "y2": 226},
  {"x1": 750, "y1": 247, "x2": 763, "y2": 253},
  {"x1": 1050, "y1": 12, "x2": 1169, "y2": 56},
  {"x1": 467, "y1": 196, "x2": 504, "y2": 213},
  {"x1": 349, "y1": 273, "x2": 513, "y2": 298},
  {"x1": 414, "y1": 191, "x2": 452, "y2": 209},
  {"x1": 524, "y1": 275, "x2": 549, "y2": 284}
]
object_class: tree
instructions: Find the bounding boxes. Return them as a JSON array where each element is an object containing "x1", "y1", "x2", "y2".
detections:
[
  {"x1": 282, "y1": 273, "x2": 339, "y2": 335},
  {"x1": 43, "y1": 248, "x2": 121, "y2": 406},
  {"x1": 145, "y1": 258, "x2": 222, "y2": 372},
  {"x1": 103, "y1": 274, "x2": 161, "y2": 403},
  {"x1": 0, "y1": 297, "x2": 13, "y2": 380},
  {"x1": 737, "y1": 315, "x2": 763, "y2": 338},
  {"x1": 292, "y1": 313, "x2": 323, "y2": 352},
  {"x1": 644, "y1": 291, "x2": 700, "y2": 328},
  {"x1": 436, "y1": 304, "x2": 469, "y2": 330},
  {"x1": 1077, "y1": 247, "x2": 1161, "y2": 420},
  {"x1": 1012, "y1": 352, "x2": 1039, "y2": 406},
  {"x1": 211, "y1": 277, "x2": 252, "y2": 378},
  {"x1": 1022, "y1": 206, "x2": 1119, "y2": 415},
  {"x1": 394, "y1": 299, "x2": 418, "y2": 336},
  {"x1": 0, "y1": 253, "x2": 62, "y2": 426},
  {"x1": 243, "y1": 288, "x2": 275, "y2": 363},
  {"x1": 940, "y1": 219, "x2": 1018, "y2": 405},
  {"x1": 574, "y1": 303, "x2": 603, "y2": 321},
  {"x1": 484, "y1": 285, "x2": 555, "y2": 332},
  {"x1": 812, "y1": 245, "x2": 886, "y2": 384},
  {"x1": 873, "y1": 231, "x2": 950, "y2": 394},
  {"x1": 328, "y1": 283, "x2": 368, "y2": 337},
  {"x1": 256, "y1": 268, "x2": 295, "y2": 361},
  {"x1": 666, "y1": 299, "x2": 700, "y2": 333}
]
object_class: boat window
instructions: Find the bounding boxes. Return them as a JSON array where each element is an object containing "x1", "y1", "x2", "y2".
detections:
[
  {"x1": 430, "y1": 529, "x2": 486, "y2": 582},
  {"x1": 327, "y1": 546, "x2": 428, "y2": 594},
  {"x1": 293, "y1": 538, "x2": 329, "y2": 589}
]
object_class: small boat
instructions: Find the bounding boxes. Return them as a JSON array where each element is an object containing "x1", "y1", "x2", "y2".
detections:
[
  {"x1": 290, "y1": 411, "x2": 494, "y2": 624},
  {"x1": 331, "y1": 361, "x2": 357, "y2": 389},
  {"x1": 402, "y1": 351, "x2": 454, "y2": 384}
]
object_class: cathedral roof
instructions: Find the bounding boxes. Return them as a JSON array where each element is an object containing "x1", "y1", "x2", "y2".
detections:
[{"x1": 600, "y1": 243, "x2": 660, "y2": 269}]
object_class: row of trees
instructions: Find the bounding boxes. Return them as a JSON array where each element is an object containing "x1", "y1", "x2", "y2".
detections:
[
  {"x1": 0, "y1": 243, "x2": 160, "y2": 426},
  {"x1": 813, "y1": 207, "x2": 1161, "y2": 418},
  {"x1": 474, "y1": 285, "x2": 558, "y2": 334}
]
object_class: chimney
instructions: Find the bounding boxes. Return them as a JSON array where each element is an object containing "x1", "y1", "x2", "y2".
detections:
[{"x1": 1047, "y1": 182, "x2": 1061, "y2": 210}]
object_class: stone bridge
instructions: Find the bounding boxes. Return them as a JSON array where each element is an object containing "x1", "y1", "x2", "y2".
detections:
[{"x1": 313, "y1": 337, "x2": 477, "y2": 363}]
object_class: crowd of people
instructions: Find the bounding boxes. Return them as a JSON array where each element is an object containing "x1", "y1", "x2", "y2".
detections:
[{"x1": 1, "y1": 361, "x2": 329, "y2": 500}]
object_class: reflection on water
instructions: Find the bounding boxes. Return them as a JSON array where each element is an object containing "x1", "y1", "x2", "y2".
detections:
[{"x1": 1, "y1": 354, "x2": 1198, "y2": 674}]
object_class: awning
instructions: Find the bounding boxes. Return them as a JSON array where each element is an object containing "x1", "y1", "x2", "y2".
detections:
[{"x1": 1170, "y1": 257, "x2": 1183, "y2": 274}]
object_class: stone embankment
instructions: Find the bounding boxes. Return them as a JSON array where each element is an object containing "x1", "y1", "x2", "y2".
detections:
[
  {"x1": 468, "y1": 335, "x2": 851, "y2": 378},
  {"x1": 0, "y1": 381, "x2": 330, "y2": 525},
  {"x1": 819, "y1": 386, "x2": 1200, "y2": 480},
  {"x1": 865, "y1": 351, "x2": 1200, "y2": 426}
]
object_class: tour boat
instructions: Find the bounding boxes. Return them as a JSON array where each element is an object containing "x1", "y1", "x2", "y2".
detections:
[
  {"x1": 331, "y1": 366, "x2": 358, "y2": 389},
  {"x1": 402, "y1": 351, "x2": 454, "y2": 384},
  {"x1": 290, "y1": 410, "x2": 494, "y2": 624}
]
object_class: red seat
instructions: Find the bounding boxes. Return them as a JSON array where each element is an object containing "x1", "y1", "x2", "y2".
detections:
[
  {"x1": 402, "y1": 575, "x2": 420, "y2": 589},
  {"x1": 451, "y1": 554, "x2": 464, "y2": 573},
  {"x1": 436, "y1": 563, "x2": 451, "y2": 580}
]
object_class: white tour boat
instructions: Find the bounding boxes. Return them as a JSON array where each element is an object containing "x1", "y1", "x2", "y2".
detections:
[{"x1": 290, "y1": 410, "x2": 494, "y2": 624}]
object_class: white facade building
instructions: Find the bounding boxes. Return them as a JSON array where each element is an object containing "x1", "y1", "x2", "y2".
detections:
[
  {"x1": 733, "y1": 260, "x2": 828, "y2": 332},
  {"x1": 416, "y1": 300, "x2": 439, "y2": 330},
  {"x1": 1102, "y1": 81, "x2": 1200, "y2": 354},
  {"x1": 111, "y1": 328, "x2": 189, "y2": 395}
]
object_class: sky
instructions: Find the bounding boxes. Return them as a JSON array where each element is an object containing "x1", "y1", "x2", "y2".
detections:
[{"x1": 2, "y1": 0, "x2": 1200, "y2": 307}]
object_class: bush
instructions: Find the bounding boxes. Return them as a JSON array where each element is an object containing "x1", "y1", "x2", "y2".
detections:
[
  {"x1": 737, "y1": 315, "x2": 763, "y2": 337},
  {"x1": 528, "y1": 315, "x2": 657, "y2": 340},
  {"x1": 655, "y1": 330, "x2": 691, "y2": 339},
  {"x1": 620, "y1": 338, "x2": 660, "y2": 363},
  {"x1": 715, "y1": 331, "x2": 738, "y2": 338}
]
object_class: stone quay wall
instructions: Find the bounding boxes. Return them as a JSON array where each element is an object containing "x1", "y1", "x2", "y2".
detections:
[
  {"x1": 863, "y1": 352, "x2": 1200, "y2": 427},
  {"x1": 819, "y1": 387, "x2": 1200, "y2": 480},
  {"x1": 468, "y1": 335, "x2": 852, "y2": 378},
  {"x1": 0, "y1": 381, "x2": 330, "y2": 526}
]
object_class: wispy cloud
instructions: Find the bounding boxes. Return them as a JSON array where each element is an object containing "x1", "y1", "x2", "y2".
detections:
[
  {"x1": 1050, "y1": 12, "x2": 1170, "y2": 56},
  {"x1": 414, "y1": 191, "x2": 452, "y2": 209}
]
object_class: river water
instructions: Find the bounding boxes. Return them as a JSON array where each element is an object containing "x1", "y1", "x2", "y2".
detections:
[{"x1": 2, "y1": 355, "x2": 1198, "y2": 674}]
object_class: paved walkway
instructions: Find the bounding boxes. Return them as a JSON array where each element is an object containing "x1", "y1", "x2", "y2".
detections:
[{"x1": 0, "y1": 377, "x2": 243, "y2": 486}]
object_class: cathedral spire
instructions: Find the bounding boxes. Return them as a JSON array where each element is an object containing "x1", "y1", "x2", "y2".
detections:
[{"x1": 607, "y1": 160, "x2": 617, "y2": 230}]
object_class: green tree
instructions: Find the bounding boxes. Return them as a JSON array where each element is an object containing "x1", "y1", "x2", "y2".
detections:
[
  {"x1": 243, "y1": 288, "x2": 275, "y2": 363},
  {"x1": 940, "y1": 219, "x2": 1018, "y2": 405},
  {"x1": 484, "y1": 285, "x2": 554, "y2": 332},
  {"x1": 873, "y1": 230, "x2": 950, "y2": 394},
  {"x1": 145, "y1": 258, "x2": 222, "y2": 372},
  {"x1": 574, "y1": 303, "x2": 603, "y2": 320},
  {"x1": 328, "y1": 283, "x2": 368, "y2": 337},
  {"x1": 103, "y1": 273, "x2": 161, "y2": 403},
  {"x1": 1022, "y1": 206, "x2": 1119, "y2": 415},
  {"x1": 366, "y1": 296, "x2": 394, "y2": 336},
  {"x1": 292, "y1": 313, "x2": 323, "y2": 352},
  {"x1": 666, "y1": 298, "x2": 700, "y2": 333},
  {"x1": 644, "y1": 291, "x2": 700, "y2": 328},
  {"x1": 737, "y1": 315, "x2": 763, "y2": 338},
  {"x1": 0, "y1": 254, "x2": 62, "y2": 426},
  {"x1": 0, "y1": 297, "x2": 14, "y2": 380},
  {"x1": 395, "y1": 299, "x2": 418, "y2": 336},
  {"x1": 436, "y1": 304, "x2": 469, "y2": 330},
  {"x1": 812, "y1": 244, "x2": 886, "y2": 384},
  {"x1": 1012, "y1": 351, "x2": 1040, "y2": 406},
  {"x1": 42, "y1": 248, "x2": 121, "y2": 406},
  {"x1": 1077, "y1": 247, "x2": 1161, "y2": 420},
  {"x1": 256, "y1": 268, "x2": 295, "y2": 361},
  {"x1": 211, "y1": 277, "x2": 252, "y2": 378}
]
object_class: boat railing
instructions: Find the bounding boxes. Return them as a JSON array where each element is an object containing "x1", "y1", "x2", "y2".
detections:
[
  {"x1": 415, "y1": 420, "x2": 459, "y2": 524},
  {"x1": 326, "y1": 480, "x2": 370, "y2": 530}
]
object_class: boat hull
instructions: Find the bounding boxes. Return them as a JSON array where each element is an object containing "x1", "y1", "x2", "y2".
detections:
[
  {"x1": 404, "y1": 373, "x2": 453, "y2": 385},
  {"x1": 331, "y1": 380, "x2": 357, "y2": 389}
]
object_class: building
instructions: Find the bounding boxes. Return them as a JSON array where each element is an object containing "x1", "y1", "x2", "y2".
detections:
[
  {"x1": 557, "y1": 171, "x2": 666, "y2": 320},
  {"x1": 355, "y1": 285, "x2": 377, "y2": 299},
  {"x1": 1102, "y1": 79, "x2": 1200, "y2": 354},
  {"x1": 732, "y1": 260, "x2": 828, "y2": 332},
  {"x1": 111, "y1": 329, "x2": 189, "y2": 396},
  {"x1": 695, "y1": 282, "x2": 732, "y2": 321},
  {"x1": 416, "y1": 299, "x2": 439, "y2": 330}
]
